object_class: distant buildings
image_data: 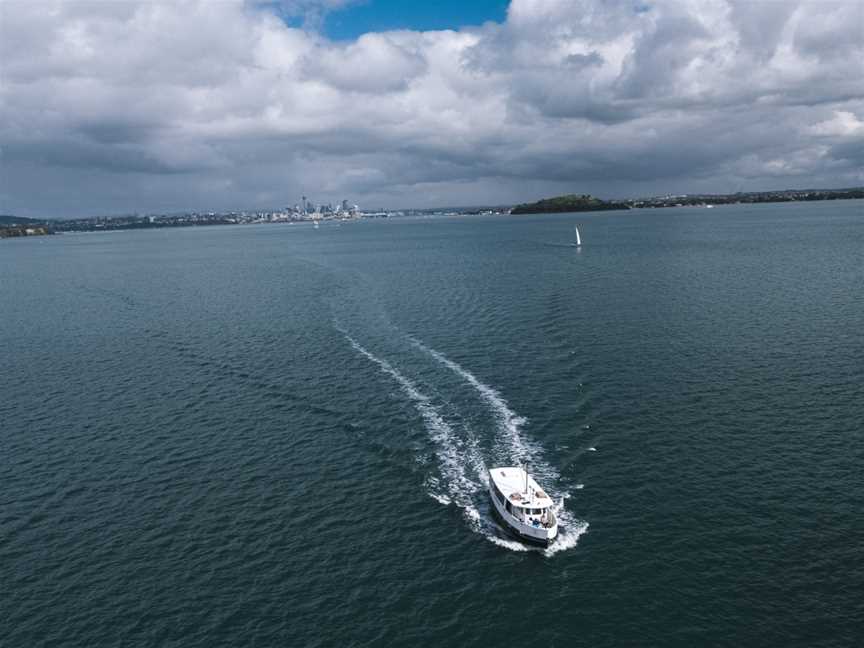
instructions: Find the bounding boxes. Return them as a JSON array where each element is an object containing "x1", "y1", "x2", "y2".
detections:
[
  {"x1": 0, "y1": 225, "x2": 52, "y2": 238},
  {"x1": 282, "y1": 195, "x2": 363, "y2": 220}
]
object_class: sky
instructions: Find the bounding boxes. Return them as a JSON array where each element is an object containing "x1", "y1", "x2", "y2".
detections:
[
  {"x1": 1, "y1": 0, "x2": 862, "y2": 218},
  {"x1": 322, "y1": 0, "x2": 510, "y2": 40}
]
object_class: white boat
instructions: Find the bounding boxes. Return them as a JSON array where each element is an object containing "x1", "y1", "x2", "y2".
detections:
[
  {"x1": 489, "y1": 467, "x2": 558, "y2": 546},
  {"x1": 574, "y1": 225, "x2": 582, "y2": 247}
]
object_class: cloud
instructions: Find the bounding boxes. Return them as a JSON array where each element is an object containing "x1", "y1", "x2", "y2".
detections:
[
  {"x1": 248, "y1": 0, "x2": 361, "y2": 31},
  {"x1": 301, "y1": 32, "x2": 428, "y2": 92},
  {"x1": 0, "y1": 0, "x2": 862, "y2": 217},
  {"x1": 809, "y1": 110, "x2": 864, "y2": 137}
]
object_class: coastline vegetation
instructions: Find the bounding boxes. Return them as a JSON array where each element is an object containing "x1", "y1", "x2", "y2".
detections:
[{"x1": 511, "y1": 194, "x2": 629, "y2": 215}]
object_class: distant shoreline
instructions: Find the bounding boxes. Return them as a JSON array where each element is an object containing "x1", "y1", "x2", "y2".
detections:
[
  {"x1": 625, "y1": 187, "x2": 864, "y2": 210},
  {"x1": 0, "y1": 226, "x2": 52, "y2": 239},
  {"x1": 3, "y1": 187, "x2": 861, "y2": 234},
  {"x1": 511, "y1": 194, "x2": 630, "y2": 215},
  {"x1": 511, "y1": 187, "x2": 864, "y2": 215}
]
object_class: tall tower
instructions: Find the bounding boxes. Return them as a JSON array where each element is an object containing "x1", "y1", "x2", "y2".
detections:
[{"x1": 302, "y1": 196, "x2": 307, "y2": 214}]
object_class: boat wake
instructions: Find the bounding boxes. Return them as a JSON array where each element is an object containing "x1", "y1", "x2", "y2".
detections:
[
  {"x1": 343, "y1": 333, "x2": 488, "y2": 525},
  {"x1": 409, "y1": 336, "x2": 589, "y2": 555},
  {"x1": 343, "y1": 329, "x2": 588, "y2": 556},
  {"x1": 409, "y1": 337, "x2": 548, "y2": 477}
]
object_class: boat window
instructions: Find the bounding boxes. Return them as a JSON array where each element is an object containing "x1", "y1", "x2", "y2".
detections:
[{"x1": 505, "y1": 501, "x2": 512, "y2": 514}]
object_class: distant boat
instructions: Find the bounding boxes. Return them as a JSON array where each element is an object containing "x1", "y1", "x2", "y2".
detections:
[{"x1": 574, "y1": 225, "x2": 582, "y2": 247}]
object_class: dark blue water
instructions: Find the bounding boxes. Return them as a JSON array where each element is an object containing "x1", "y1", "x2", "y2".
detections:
[{"x1": 3, "y1": 201, "x2": 863, "y2": 646}]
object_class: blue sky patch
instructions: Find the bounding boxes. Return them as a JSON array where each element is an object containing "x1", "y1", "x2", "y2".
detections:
[{"x1": 323, "y1": 0, "x2": 509, "y2": 40}]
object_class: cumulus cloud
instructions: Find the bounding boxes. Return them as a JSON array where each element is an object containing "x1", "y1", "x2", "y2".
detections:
[
  {"x1": 302, "y1": 32, "x2": 428, "y2": 92},
  {"x1": 0, "y1": 0, "x2": 862, "y2": 217}
]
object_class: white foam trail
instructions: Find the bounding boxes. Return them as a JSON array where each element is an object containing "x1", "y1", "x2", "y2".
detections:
[
  {"x1": 543, "y1": 519, "x2": 590, "y2": 556},
  {"x1": 344, "y1": 333, "x2": 486, "y2": 523},
  {"x1": 409, "y1": 336, "x2": 557, "y2": 483},
  {"x1": 410, "y1": 336, "x2": 590, "y2": 556},
  {"x1": 410, "y1": 339, "x2": 531, "y2": 458},
  {"x1": 427, "y1": 492, "x2": 451, "y2": 506},
  {"x1": 482, "y1": 513, "x2": 589, "y2": 556},
  {"x1": 484, "y1": 534, "x2": 533, "y2": 552},
  {"x1": 466, "y1": 435, "x2": 490, "y2": 488}
]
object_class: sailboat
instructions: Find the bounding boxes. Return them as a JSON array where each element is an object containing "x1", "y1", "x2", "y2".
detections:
[{"x1": 573, "y1": 225, "x2": 582, "y2": 247}]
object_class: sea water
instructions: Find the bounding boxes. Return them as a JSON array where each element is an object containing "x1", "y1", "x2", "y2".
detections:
[{"x1": 2, "y1": 200, "x2": 862, "y2": 646}]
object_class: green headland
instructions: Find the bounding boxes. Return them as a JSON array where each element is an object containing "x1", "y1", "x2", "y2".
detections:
[{"x1": 510, "y1": 194, "x2": 630, "y2": 215}]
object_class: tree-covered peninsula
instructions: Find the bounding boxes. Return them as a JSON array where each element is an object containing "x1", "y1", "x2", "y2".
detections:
[{"x1": 510, "y1": 194, "x2": 630, "y2": 214}]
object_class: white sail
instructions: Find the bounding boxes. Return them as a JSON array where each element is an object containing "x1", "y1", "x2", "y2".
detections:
[{"x1": 574, "y1": 225, "x2": 581, "y2": 246}]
